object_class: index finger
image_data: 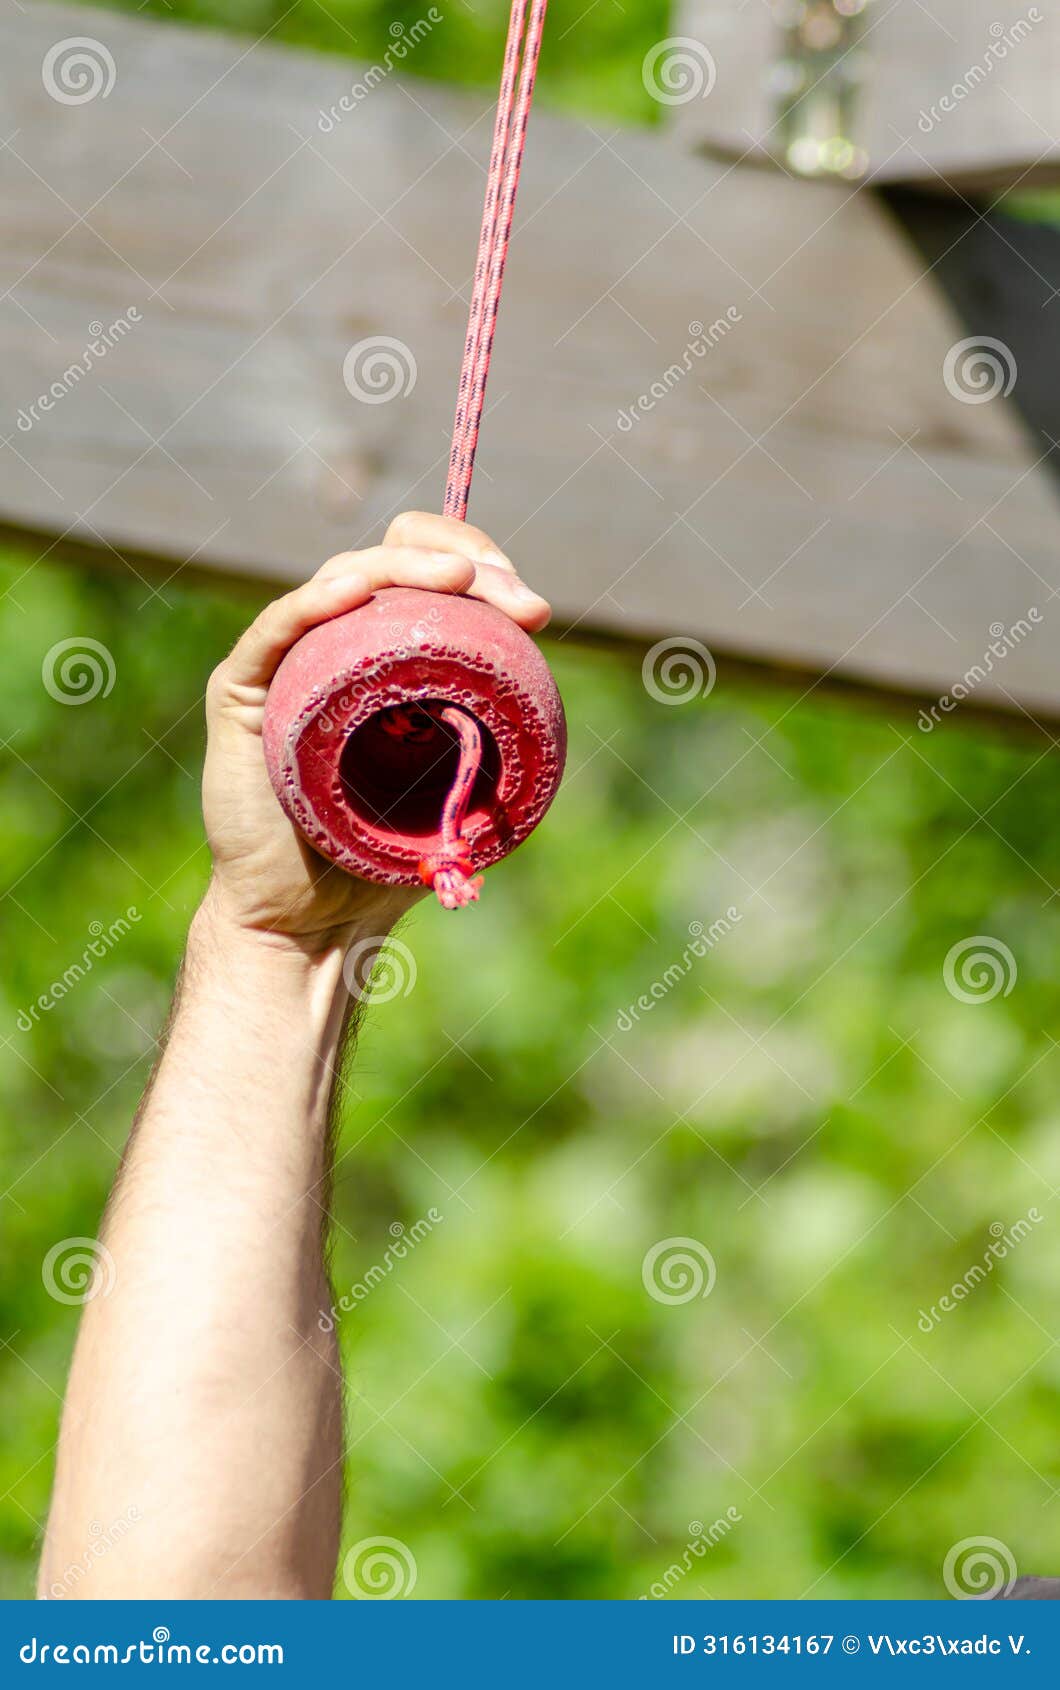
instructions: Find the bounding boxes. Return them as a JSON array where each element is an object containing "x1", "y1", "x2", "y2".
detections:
[
  {"x1": 385, "y1": 510, "x2": 515, "y2": 572},
  {"x1": 218, "y1": 548, "x2": 475, "y2": 692}
]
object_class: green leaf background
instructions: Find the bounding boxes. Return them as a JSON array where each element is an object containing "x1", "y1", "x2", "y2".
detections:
[{"x1": 4, "y1": 0, "x2": 1059, "y2": 1599}]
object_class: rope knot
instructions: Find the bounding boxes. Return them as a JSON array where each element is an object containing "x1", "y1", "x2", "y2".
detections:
[
  {"x1": 417, "y1": 853, "x2": 484, "y2": 911},
  {"x1": 382, "y1": 701, "x2": 485, "y2": 910}
]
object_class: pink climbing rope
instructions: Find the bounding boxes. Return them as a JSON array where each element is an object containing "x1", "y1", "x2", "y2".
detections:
[
  {"x1": 444, "y1": 0, "x2": 549, "y2": 520},
  {"x1": 379, "y1": 703, "x2": 485, "y2": 910},
  {"x1": 393, "y1": 2, "x2": 548, "y2": 908},
  {"x1": 416, "y1": 707, "x2": 485, "y2": 911}
]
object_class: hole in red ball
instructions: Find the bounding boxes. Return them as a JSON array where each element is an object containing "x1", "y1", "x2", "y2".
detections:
[{"x1": 338, "y1": 701, "x2": 501, "y2": 843}]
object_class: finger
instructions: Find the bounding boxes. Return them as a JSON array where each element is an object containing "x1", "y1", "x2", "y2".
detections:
[
  {"x1": 324, "y1": 546, "x2": 548, "y2": 628},
  {"x1": 315, "y1": 545, "x2": 475, "y2": 593},
  {"x1": 464, "y1": 559, "x2": 552, "y2": 632},
  {"x1": 221, "y1": 550, "x2": 474, "y2": 691},
  {"x1": 342, "y1": 546, "x2": 479, "y2": 600},
  {"x1": 384, "y1": 509, "x2": 515, "y2": 572}
]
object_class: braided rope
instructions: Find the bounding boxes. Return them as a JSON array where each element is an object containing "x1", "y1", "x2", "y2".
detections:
[
  {"x1": 416, "y1": 707, "x2": 485, "y2": 910},
  {"x1": 379, "y1": 703, "x2": 485, "y2": 909},
  {"x1": 399, "y1": 3, "x2": 548, "y2": 907},
  {"x1": 443, "y1": 0, "x2": 549, "y2": 520}
]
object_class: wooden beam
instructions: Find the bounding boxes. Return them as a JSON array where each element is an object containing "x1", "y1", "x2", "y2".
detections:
[
  {"x1": 669, "y1": 0, "x2": 1060, "y2": 193},
  {"x1": 2, "y1": 3, "x2": 1059, "y2": 722}
]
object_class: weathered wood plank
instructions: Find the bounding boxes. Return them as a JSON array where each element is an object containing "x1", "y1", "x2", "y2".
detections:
[
  {"x1": 2, "y1": 3, "x2": 1059, "y2": 720},
  {"x1": 670, "y1": 0, "x2": 1060, "y2": 192}
]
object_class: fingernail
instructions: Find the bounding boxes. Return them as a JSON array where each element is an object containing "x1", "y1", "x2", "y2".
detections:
[
  {"x1": 485, "y1": 547, "x2": 514, "y2": 569},
  {"x1": 512, "y1": 580, "x2": 543, "y2": 601}
]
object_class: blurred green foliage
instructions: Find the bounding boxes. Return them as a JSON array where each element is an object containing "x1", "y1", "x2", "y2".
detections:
[
  {"x1": 6, "y1": 0, "x2": 1060, "y2": 1603},
  {"x1": 3, "y1": 548, "x2": 1060, "y2": 1599},
  {"x1": 89, "y1": 0, "x2": 674, "y2": 123}
]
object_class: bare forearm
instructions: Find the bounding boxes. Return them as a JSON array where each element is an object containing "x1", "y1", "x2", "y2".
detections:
[{"x1": 41, "y1": 890, "x2": 361, "y2": 1599}]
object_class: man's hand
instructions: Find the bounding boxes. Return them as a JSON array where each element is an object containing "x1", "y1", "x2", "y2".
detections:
[{"x1": 201, "y1": 511, "x2": 551, "y2": 950}]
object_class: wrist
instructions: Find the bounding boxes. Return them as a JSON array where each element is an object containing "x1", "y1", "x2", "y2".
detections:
[{"x1": 188, "y1": 885, "x2": 351, "y2": 1011}]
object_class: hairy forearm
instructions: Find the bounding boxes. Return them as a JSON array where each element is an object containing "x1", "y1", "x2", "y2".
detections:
[{"x1": 40, "y1": 889, "x2": 365, "y2": 1599}]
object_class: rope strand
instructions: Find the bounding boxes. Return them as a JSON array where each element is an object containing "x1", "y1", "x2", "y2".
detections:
[
  {"x1": 444, "y1": 0, "x2": 548, "y2": 520},
  {"x1": 443, "y1": 0, "x2": 529, "y2": 517},
  {"x1": 416, "y1": 707, "x2": 485, "y2": 911},
  {"x1": 403, "y1": 2, "x2": 547, "y2": 906}
]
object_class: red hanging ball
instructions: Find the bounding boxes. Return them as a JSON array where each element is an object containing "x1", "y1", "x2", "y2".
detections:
[{"x1": 262, "y1": 586, "x2": 566, "y2": 896}]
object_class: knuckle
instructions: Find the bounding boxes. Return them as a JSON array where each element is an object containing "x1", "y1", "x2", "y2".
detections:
[
  {"x1": 385, "y1": 510, "x2": 429, "y2": 545},
  {"x1": 251, "y1": 604, "x2": 283, "y2": 645},
  {"x1": 205, "y1": 660, "x2": 230, "y2": 710},
  {"x1": 317, "y1": 550, "x2": 356, "y2": 578}
]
